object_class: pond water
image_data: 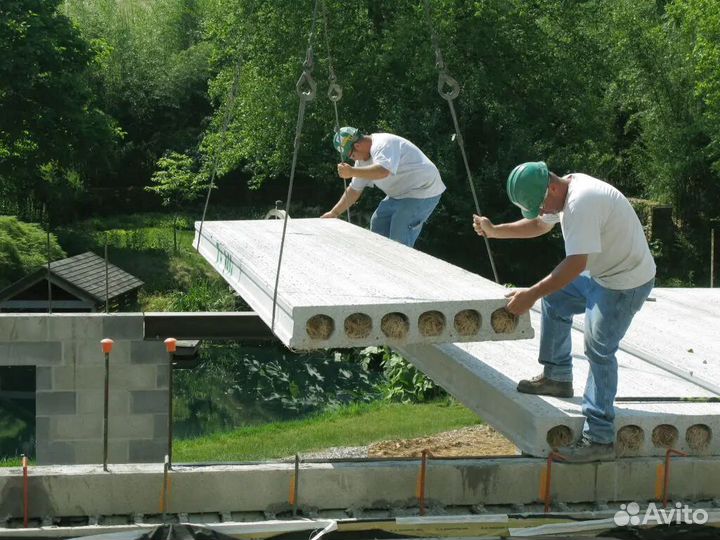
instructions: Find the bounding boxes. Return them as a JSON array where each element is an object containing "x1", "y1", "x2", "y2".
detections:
[{"x1": 173, "y1": 341, "x2": 382, "y2": 438}]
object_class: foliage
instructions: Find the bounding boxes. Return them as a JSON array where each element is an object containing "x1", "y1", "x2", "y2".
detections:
[
  {"x1": 0, "y1": 217, "x2": 65, "y2": 289},
  {"x1": 0, "y1": 0, "x2": 119, "y2": 222},
  {"x1": 146, "y1": 152, "x2": 207, "y2": 209},
  {"x1": 360, "y1": 346, "x2": 445, "y2": 403},
  {"x1": 173, "y1": 342, "x2": 381, "y2": 437},
  {"x1": 173, "y1": 399, "x2": 480, "y2": 462},
  {"x1": 62, "y1": 0, "x2": 213, "y2": 198}
]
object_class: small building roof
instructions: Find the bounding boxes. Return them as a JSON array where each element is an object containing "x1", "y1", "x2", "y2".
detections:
[{"x1": 0, "y1": 251, "x2": 144, "y2": 304}]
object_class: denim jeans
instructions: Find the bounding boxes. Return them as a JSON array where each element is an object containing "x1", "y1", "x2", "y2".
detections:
[
  {"x1": 539, "y1": 273, "x2": 655, "y2": 444},
  {"x1": 370, "y1": 194, "x2": 442, "y2": 247}
]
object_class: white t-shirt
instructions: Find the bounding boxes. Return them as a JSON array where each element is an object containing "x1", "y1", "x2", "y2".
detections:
[
  {"x1": 541, "y1": 173, "x2": 656, "y2": 289},
  {"x1": 349, "y1": 133, "x2": 446, "y2": 199}
]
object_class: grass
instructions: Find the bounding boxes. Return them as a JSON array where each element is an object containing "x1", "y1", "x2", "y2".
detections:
[
  {"x1": 0, "y1": 456, "x2": 27, "y2": 467},
  {"x1": 174, "y1": 399, "x2": 481, "y2": 462}
]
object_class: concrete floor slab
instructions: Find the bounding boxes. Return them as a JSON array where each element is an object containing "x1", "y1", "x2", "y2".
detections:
[
  {"x1": 194, "y1": 219, "x2": 533, "y2": 349},
  {"x1": 399, "y1": 288, "x2": 720, "y2": 458}
]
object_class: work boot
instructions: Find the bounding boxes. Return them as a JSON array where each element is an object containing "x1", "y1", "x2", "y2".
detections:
[
  {"x1": 517, "y1": 373, "x2": 573, "y2": 398},
  {"x1": 556, "y1": 435, "x2": 615, "y2": 462}
]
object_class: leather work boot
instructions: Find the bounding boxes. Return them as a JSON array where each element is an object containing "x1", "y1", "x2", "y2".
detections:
[
  {"x1": 557, "y1": 435, "x2": 615, "y2": 462},
  {"x1": 517, "y1": 373, "x2": 573, "y2": 398}
]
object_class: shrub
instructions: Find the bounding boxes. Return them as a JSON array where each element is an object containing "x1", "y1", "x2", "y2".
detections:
[{"x1": 0, "y1": 216, "x2": 65, "y2": 289}]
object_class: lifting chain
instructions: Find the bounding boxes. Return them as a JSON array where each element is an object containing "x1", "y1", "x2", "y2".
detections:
[
  {"x1": 195, "y1": 59, "x2": 244, "y2": 253},
  {"x1": 422, "y1": 0, "x2": 500, "y2": 284},
  {"x1": 271, "y1": 0, "x2": 321, "y2": 332},
  {"x1": 321, "y1": 0, "x2": 351, "y2": 224}
]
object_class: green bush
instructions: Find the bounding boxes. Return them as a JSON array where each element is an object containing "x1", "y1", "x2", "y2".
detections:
[
  {"x1": 0, "y1": 216, "x2": 65, "y2": 289},
  {"x1": 361, "y1": 346, "x2": 446, "y2": 404}
]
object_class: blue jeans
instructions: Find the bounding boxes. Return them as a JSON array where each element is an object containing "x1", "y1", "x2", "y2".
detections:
[
  {"x1": 539, "y1": 274, "x2": 654, "y2": 444},
  {"x1": 370, "y1": 194, "x2": 442, "y2": 247}
]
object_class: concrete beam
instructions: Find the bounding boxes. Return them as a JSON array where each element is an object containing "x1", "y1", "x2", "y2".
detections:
[
  {"x1": 0, "y1": 458, "x2": 718, "y2": 519},
  {"x1": 194, "y1": 219, "x2": 533, "y2": 350}
]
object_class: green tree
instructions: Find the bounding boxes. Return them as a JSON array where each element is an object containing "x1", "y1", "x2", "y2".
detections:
[
  {"x1": 63, "y1": 0, "x2": 214, "y2": 193},
  {"x1": 0, "y1": 0, "x2": 119, "y2": 222},
  {"x1": 146, "y1": 151, "x2": 207, "y2": 251}
]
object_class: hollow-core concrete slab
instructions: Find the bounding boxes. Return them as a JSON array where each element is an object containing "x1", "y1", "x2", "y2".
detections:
[
  {"x1": 194, "y1": 219, "x2": 533, "y2": 350},
  {"x1": 398, "y1": 288, "x2": 720, "y2": 458}
]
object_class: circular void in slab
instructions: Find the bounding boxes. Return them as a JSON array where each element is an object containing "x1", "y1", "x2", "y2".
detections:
[
  {"x1": 651, "y1": 424, "x2": 679, "y2": 448},
  {"x1": 454, "y1": 309, "x2": 481, "y2": 336},
  {"x1": 686, "y1": 424, "x2": 712, "y2": 453},
  {"x1": 616, "y1": 425, "x2": 644, "y2": 456},
  {"x1": 491, "y1": 307, "x2": 518, "y2": 333},
  {"x1": 546, "y1": 425, "x2": 573, "y2": 448},
  {"x1": 306, "y1": 314, "x2": 334, "y2": 340},
  {"x1": 418, "y1": 310, "x2": 446, "y2": 337},
  {"x1": 344, "y1": 312, "x2": 373, "y2": 339},
  {"x1": 381, "y1": 312, "x2": 410, "y2": 339}
]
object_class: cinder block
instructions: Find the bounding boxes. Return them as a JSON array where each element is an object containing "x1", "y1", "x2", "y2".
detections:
[
  {"x1": 51, "y1": 414, "x2": 103, "y2": 440},
  {"x1": 72, "y1": 340, "x2": 132, "y2": 366},
  {"x1": 76, "y1": 389, "x2": 129, "y2": 415},
  {"x1": 35, "y1": 441, "x2": 75, "y2": 465},
  {"x1": 194, "y1": 219, "x2": 534, "y2": 350},
  {"x1": 73, "y1": 439, "x2": 129, "y2": 465},
  {"x1": 153, "y1": 414, "x2": 169, "y2": 439},
  {"x1": 35, "y1": 416, "x2": 50, "y2": 442},
  {"x1": 156, "y1": 366, "x2": 170, "y2": 389},
  {"x1": 48, "y1": 314, "x2": 103, "y2": 342},
  {"x1": 103, "y1": 313, "x2": 144, "y2": 341},
  {"x1": 36, "y1": 367, "x2": 52, "y2": 390},
  {"x1": 130, "y1": 341, "x2": 167, "y2": 365},
  {"x1": 131, "y1": 390, "x2": 168, "y2": 414},
  {"x1": 52, "y1": 365, "x2": 78, "y2": 391},
  {"x1": 62, "y1": 364, "x2": 155, "y2": 392},
  {"x1": 0, "y1": 315, "x2": 48, "y2": 341},
  {"x1": 122, "y1": 365, "x2": 163, "y2": 391},
  {"x1": 128, "y1": 439, "x2": 166, "y2": 463},
  {"x1": 106, "y1": 414, "x2": 154, "y2": 439},
  {"x1": 36, "y1": 391, "x2": 76, "y2": 415},
  {"x1": 0, "y1": 342, "x2": 61, "y2": 366}
]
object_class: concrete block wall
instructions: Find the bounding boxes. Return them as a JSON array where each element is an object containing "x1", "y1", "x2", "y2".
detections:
[{"x1": 0, "y1": 314, "x2": 169, "y2": 465}]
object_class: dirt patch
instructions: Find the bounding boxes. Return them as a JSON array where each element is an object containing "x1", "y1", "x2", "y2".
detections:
[{"x1": 368, "y1": 425, "x2": 517, "y2": 458}]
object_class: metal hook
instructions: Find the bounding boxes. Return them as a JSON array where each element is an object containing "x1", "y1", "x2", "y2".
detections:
[
  {"x1": 437, "y1": 71, "x2": 460, "y2": 101},
  {"x1": 327, "y1": 82, "x2": 342, "y2": 102},
  {"x1": 296, "y1": 70, "x2": 317, "y2": 101}
]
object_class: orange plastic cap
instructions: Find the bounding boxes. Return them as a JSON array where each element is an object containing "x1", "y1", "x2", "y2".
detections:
[
  {"x1": 164, "y1": 338, "x2": 177, "y2": 353},
  {"x1": 101, "y1": 338, "x2": 114, "y2": 354}
]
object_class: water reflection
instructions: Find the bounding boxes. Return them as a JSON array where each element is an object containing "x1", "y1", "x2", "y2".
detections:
[{"x1": 173, "y1": 341, "x2": 380, "y2": 438}]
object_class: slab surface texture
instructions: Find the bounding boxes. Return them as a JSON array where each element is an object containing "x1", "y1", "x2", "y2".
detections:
[
  {"x1": 194, "y1": 219, "x2": 532, "y2": 349},
  {"x1": 399, "y1": 288, "x2": 720, "y2": 458}
]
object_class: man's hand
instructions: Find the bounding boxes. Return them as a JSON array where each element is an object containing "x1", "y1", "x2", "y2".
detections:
[
  {"x1": 505, "y1": 288, "x2": 538, "y2": 316},
  {"x1": 321, "y1": 211, "x2": 337, "y2": 219},
  {"x1": 473, "y1": 214, "x2": 496, "y2": 238},
  {"x1": 337, "y1": 163, "x2": 354, "y2": 179}
]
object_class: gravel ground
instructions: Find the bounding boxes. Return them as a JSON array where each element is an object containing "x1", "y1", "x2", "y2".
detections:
[{"x1": 296, "y1": 446, "x2": 370, "y2": 460}]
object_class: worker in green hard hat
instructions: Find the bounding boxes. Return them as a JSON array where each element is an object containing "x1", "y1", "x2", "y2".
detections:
[
  {"x1": 473, "y1": 162, "x2": 656, "y2": 462},
  {"x1": 321, "y1": 127, "x2": 446, "y2": 248}
]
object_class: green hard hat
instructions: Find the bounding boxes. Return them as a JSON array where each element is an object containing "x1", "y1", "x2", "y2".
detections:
[
  {"x1": 333, "y1": 126, "x2": 362, "y2": 160},
  {"x1": 506, "y1": 161, "x2": 549, "y2": 219}
]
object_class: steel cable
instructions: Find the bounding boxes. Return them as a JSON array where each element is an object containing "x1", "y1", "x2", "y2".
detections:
[{"x1": 422, "y1": 0, "x2": 500, "y2": 283}]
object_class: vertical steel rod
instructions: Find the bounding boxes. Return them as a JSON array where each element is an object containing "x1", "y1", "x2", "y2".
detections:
[
  {"x1": 22, "y1": 455, "x2": 28, "y2": 528},
  {"x1": 164, "y1": 338, "x2": 177, "y2": 469},
  {"x1": 105, "y1": 238, "x2": 110, "y2": 313},
  {"x1": 711, "y1": 228, "x2": 715, "y2": 288},
  {"x1": 101, "y1": 339, "x2": 114, "y2": 471}
]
